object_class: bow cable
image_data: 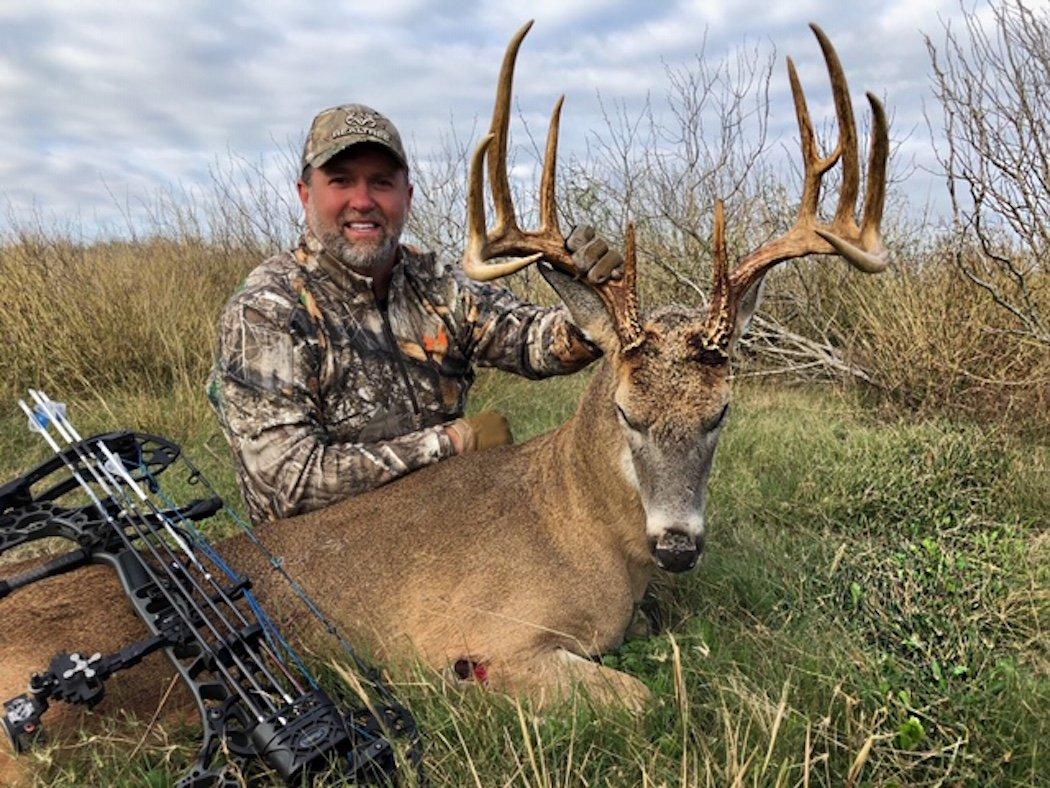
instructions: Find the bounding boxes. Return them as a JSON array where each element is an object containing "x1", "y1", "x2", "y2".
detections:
[
  {"x1": 19, "y1": 396, "x2": 277, "y2": 719},
  {"x1": 28, "y1": 390, "x2": 304, "y2": 707},
  {"x1": 4, "y1": 391, "x2": 413, "y2": 784},
  {"x1": 26, "y1": 391, "x2": 389, "y2": 742},
  {"x1": 29, "y1": 390, "x2": 325, "y2": 705}
]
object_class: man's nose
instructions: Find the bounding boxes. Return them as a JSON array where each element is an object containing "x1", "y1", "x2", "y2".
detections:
[{"x1": 346, "y1": 183, "x2": 378, "y2": 212}]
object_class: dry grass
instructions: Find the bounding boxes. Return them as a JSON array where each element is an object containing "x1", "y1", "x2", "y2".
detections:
[
  {"x1": 773, "y1": 251, "x2": 1049, "y2": 432},
  {"x1": 1, "y1": 225, "x2": 1045, "y2": 437},
  {"x1": 0, "y1": 235, "x2": 259, "y2": 406}
]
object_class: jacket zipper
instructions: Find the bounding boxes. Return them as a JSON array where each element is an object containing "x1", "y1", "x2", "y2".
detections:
[{"x1": 377, "y1": 299, "x2": 422, "y2": 424}]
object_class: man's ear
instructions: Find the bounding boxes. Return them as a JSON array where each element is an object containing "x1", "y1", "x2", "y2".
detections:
[
  {"x1": 297, "y1": 179, "x2": 310, "y2": 210},
  {"x1": 539, "y1": 263, "x2": 619, "y2": 355},
  {"x1": 728, "y1": 276, "x2": 766, "y2": 353}
]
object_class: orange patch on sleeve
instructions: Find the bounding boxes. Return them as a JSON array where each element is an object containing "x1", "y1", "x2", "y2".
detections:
[{"x1": 422, "y1": 325, "x2": 449, "y2": 358}]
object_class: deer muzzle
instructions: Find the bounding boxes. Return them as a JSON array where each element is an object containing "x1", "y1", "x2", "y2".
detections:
[{"x1": 649, "y1": 529, "x2": 703, "y2": 573}]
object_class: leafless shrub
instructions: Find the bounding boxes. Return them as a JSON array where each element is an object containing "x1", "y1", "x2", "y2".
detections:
[
  {"x1": 926, "y1": 0, "x2": 1049, "y2": 345},
  {"x1": 552, "y1": 35, "x2": 908, "y2": 387},
  {"x1": 556, "y1": 38, "x2": 778, "y2": 313},
  {"x1": 406, "y1": 127, "x2": 474, "y2": 260},
  {"x1": 204, "y1": 141, "x2": 304, "y2": 257}
]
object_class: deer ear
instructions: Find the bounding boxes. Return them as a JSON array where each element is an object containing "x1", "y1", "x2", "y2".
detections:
[
  {"x1": 728, "y1": 276, "x2": 766, "y2": 353},
  {"x1": 539, "y1": 263, "x2": 620, "y2": 354}
]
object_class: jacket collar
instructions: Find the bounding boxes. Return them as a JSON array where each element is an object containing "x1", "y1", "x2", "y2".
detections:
[{"x1": 296, "y1": 230, "x2": 405, "y2": 296}]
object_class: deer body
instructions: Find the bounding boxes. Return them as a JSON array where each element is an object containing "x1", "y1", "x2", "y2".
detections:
[
  {"x1": 0, "y1": 363, "x2": 656, "y2": 787},
  {"x1": 235, "y1": 363, "x2": 652, "y2": 685}
]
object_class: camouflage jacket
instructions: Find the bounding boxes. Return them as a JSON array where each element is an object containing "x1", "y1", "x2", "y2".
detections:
[{"x1": 207, "y1": 233, "x2": 600, "y2": 523}]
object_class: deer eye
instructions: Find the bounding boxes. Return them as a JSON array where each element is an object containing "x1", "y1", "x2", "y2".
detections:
[
  {"x1": 615, "y1": 404, "x2": 646, "y2": 433},
  {"x1": 697, "y1": 347, "x2": 729, "y2": 367}
]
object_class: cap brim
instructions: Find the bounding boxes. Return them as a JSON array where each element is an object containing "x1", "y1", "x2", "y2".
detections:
[{"x1": 307, "y1": 136, "x2": 408, "y2": 171}]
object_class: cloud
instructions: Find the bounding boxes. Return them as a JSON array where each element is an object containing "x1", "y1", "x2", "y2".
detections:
[
  {"x1": 0, "y1": 0, "x2": 973, "y2": 237},
  {"x1": 478, "y1": 0, "x2": 625, "y2": 29}
]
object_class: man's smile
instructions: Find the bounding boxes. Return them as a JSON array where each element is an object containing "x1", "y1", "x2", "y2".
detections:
[{"x1": 343, "y1": 219, "x2": 385, "y2": 242}]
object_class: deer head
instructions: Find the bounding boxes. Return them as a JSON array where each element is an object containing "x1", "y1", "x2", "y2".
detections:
[{"x1": 464, "y1": 21, "x2": 889, "y2": 573}]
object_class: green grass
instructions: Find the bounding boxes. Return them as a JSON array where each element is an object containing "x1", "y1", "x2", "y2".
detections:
[{"x1": 0, "y1": 376, "x2": 1045, "y2": 786}]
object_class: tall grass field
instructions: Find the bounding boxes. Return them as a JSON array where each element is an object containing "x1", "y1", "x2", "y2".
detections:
[{"x1": 0, "y1": 346, "x2": 1045, "y2": 785}]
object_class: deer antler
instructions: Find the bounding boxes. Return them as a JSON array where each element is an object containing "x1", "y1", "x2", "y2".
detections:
[
  {"x1": 704, "y1": 23, "x2": 890, "y2": 354},
  {"x1": 463, "y1": 21, "x2": 644, "y2": 349}
]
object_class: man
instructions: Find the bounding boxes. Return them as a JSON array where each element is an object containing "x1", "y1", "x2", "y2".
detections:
[{"x1": 208, "y1": 104, "x2": 622, "y2": 524}]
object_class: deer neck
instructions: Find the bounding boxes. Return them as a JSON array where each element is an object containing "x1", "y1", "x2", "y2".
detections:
[{"x1": 539, "y1": 360, "x2": 653, "y2": 590}]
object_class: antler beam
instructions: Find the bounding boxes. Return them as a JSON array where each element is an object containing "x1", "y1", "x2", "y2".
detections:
[
  {"x1": 463, "y1": 21, "x2": 643, "y2": 349},
  {"x1": 704, "y1": 23, "x2": 890, "y2": 353}
]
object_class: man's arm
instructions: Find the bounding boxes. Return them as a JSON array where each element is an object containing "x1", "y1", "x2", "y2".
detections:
[
  {"x1": 209, "y1": 294, "x2": 456, "y2": 522},
  {"x1": 456, "y1": 226, "x2": 623, "y2": 378},
  {"x1": 460, "y1": 275, "x2": 601, "y2": 379}
]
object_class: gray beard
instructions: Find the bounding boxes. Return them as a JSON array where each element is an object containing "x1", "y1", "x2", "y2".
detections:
[
  {"x1": 309, "y1": 204, "x2": 403, "y2": 275},
  {"x1": 322, "y1": 229, "x2": 400, "y2": 274}
]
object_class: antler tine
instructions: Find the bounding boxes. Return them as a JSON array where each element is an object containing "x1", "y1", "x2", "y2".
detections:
[
  {"x1": 489, "y1": 20, "x2": 533, "y2": 235},
  {"x1": 617, "y1": 223, "x2": 644, "y2": 349},
  {"x1": 810, "y1": 23, "x2": 861, "y2": 230},
  {"x1": 712, "y1": 200, "x2": 728, "y2": 297},
  {"x1": 464, "y1": 134, "x2": 491, "y2": 275},
  {"x1": 539, "y1": 96, "x2": 564, "y2": 232},
  {"x1": 788, "y1": 56, "x2": 838, "y2": 223},
  {"x1": 860, "y1": 92, "x2": 889, "y2": 250},
  {"x1": 704, "y1": 200, "x2": 734, "y2": 345}
]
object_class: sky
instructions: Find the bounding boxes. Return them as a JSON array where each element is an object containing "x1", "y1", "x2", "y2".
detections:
[{"x1": 0, "y1": 0, "x2": 988, "y2": 239}]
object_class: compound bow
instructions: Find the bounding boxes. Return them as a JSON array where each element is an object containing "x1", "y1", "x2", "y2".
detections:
[{"x1": 1, "y1": 390, "x2": 420, "y2": 786}]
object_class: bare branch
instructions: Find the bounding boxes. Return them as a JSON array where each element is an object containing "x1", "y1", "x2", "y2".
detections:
[{"x1": 926, "y1": 0, "x2": 1049, "y2": 345}]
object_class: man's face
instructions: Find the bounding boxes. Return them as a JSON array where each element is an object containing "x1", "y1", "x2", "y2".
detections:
[{"x1": 298, "y1": 145, "x2": 413, "y2": 275}]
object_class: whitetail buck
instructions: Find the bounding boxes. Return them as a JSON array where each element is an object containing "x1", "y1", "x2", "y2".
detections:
[{"x1": 0, "y1": 21, "x2": 888, "y2": 782}]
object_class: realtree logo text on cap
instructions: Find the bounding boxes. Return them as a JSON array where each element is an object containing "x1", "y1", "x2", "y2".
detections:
[{"x1": 331, "y1": 111, "x2": 390, "y2": 143}]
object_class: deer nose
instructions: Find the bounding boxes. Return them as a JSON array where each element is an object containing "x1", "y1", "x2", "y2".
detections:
[{"x1": 649, "y1": 529, "x2": 703, "y2": 573}]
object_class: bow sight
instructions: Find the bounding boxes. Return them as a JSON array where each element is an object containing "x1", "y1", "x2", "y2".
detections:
[{"x1": 0, "y1": 390, "x2": 419, "y2": 786}]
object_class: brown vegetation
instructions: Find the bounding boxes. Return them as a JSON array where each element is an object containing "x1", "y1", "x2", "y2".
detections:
[{"x1": 1, "y1": 4, "x2": 1046, "y2": 431}]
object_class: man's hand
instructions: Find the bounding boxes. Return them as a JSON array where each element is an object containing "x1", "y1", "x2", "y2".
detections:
[
  {"x1": 446, "y1": 411, "x2": 513, "y2": 453},
  {"x1": 566, "y1": 225, "x2": 624, "y2": 283}
]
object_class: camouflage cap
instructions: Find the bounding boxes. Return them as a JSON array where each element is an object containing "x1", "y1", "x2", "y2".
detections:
[{"x1": 301, "y1": 104, "x2": 408, "y2": 173}]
